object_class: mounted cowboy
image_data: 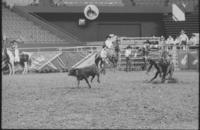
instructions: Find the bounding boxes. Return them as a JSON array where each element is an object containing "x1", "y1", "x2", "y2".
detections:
[
  {"x1": 95, "y1": 34, "x2": 120, "y2": 72},
  {"x1": 2, "y1": 35, "x2": 32, "y2": 75},
  {"x1": 104, "y1": 34, "x2": 119, "y2": 68}
]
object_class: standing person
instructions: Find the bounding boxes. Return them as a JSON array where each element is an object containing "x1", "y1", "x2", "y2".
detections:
[
  {"x1": 189, "y1": 34, "x2": 198, "y2": 46},
  {"x1": 125, "y1": 45, "x2": 132, "y2": 72},
  {"x1": 160, "y1": 36, "x2": 166, "y2": 50},
  {"x1": 114, "y1": 36, "x2": 120, "y2": 60},
  {"x1": 179, "y1": 29, "x2": 189, "y2": 50},
  {"x1": 166, "y1": 35, "x2": 174, "y2": 50}
]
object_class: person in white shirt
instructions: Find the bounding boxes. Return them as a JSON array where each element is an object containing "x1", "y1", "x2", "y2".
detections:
[
  {"x1": 159, "y1": 36, "x2": 166, "y2": 50},
  {"x1": 125, "y1": 45, "x2": 132, "y2": 72},
  {"x1": 174, "y1": 36, "x2": 180, "y2": 45},
  {"x1": 13, "y1": 42, "x2": 20, "y2": 63},
  {"x1": 189, "y1": 34, "x2": 198, "y2": 45},
  {"x1": 179, "y1": 30, "x2": 189, "y2": 50},
  {"x1": 105, "y1": 35, "x2": 113, "y2": 49},
  {"x1": 166, "y1": 36, "x2": 175, "y2": 50}
]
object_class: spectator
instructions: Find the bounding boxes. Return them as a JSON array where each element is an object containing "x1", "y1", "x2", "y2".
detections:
[
  {"x1": 55, "y1": 0, "x2": 65, "y2": 6},
  {"x1": 179, "y1": 30, "x2": 189, "y2": 50},
  {"x1": 166, "y1": 36, "x2": 174, "y2": 45},
  {"x1": 166, "y1": 35, "x2": 174, "y2": 50},
  {"x1": 125, "y1": 45, "x2": 132, "y2": 72},
  {"x1": 160, "y1": 35, "x2": 166, "y2": 50},
  {"x1": 189, "y1": 34, "x2": 198, "y2": 46},
  {"x1": 31, "y1": 0, "x2": 39, "y2": 6},
  {"x1": 3, "y1": 34, "x2": 10, "y2": 49},
  {"x1": 174, "y1": 36, "x2": 181, "y2": 45}
]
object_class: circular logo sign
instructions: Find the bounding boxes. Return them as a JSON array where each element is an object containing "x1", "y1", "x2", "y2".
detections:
[{"x1": 84, "y1": 4, "x2": 99, "y2": 20}]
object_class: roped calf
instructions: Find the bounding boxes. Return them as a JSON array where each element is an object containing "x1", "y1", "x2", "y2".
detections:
[{"x1": 68, "y1": 64, "x2": 100, "y2": 88}]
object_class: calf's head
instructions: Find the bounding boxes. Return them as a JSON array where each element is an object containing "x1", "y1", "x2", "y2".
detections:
[{"x1": 68, "y1": 68, "x2": 78, "y2": 76}]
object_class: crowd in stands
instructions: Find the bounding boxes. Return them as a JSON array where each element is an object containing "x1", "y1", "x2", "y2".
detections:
[
  {"x1": 144, "y1": 30, "x2": 199, "y2": 51},
  {"x1": 53, "y1": 0, "x2": 124, "y2": 6},
  {"x1": 3, "y1": 0, "x2": 39, "y2": 9}
]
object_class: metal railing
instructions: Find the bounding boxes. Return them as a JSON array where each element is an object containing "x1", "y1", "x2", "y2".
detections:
[{"x1": 18, "y1": 45, "x2": 102, "y2": 52}]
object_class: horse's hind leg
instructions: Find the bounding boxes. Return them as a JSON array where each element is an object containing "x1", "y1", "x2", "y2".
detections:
[
  {"x1": 149, "y1": 71, "x2": 159, "y2": 82},
  {"x1": 161, "y1": 72, "x2": 167, "y2": 83}
]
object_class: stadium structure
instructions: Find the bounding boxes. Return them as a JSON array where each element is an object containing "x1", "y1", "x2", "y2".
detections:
[{"x1": 2, "y1": 0, "x2": 199, "y2": 72}]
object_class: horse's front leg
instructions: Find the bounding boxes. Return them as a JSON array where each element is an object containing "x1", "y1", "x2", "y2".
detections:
[
  {"x1": 161, "y1": 72, "x2": 167, "y2": 83},
  {"x1": 8, "y1": 64, "x2": 12, "y2": 76},
  {"x1": 23, "y1": 62, "x2": 28, "y2": 74},
  {"x1": 11, "y1": 62, "x2": 15, "y2": 75}
]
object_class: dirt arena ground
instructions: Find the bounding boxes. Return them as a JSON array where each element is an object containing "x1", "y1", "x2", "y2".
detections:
[{"x1": 2, "y1": 70, "x2": 199, "y2": 129}]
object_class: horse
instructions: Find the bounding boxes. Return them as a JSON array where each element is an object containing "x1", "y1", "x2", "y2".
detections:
[
  {"x1": 2, "y1": 47, "x2": 32, "y2": 75},
  {"x1": 95, "y1": 52, "x2": 107, "y2": 74},
  {"x1": 95, "y1": 38, "x2": 120, "y2": 73},
  {"x1": 145, "y1": 58, "x2": 174, "y2": 83}
]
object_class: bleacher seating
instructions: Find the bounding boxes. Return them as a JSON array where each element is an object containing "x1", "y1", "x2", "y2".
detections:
[
  {"x1": 2, "y1": 0, "x2": 39, "y2": 7},
  {"x1": 2, "y1": 7, "x2": 66, "y2": 44},
  {"x1": 163, "y1": 12, "x2": 199, "y2": 37},
  {"x1": 134, "y1": 0, "x2": 167, "y2": 6},
  {"x1": 168, "y1": 0, "x2": 198, "y2": 7},
  {"x1": 134, "y1": 0, "x2": 198, "y2": 7},
  {"x1": 53, "y1": 0, "x2": 124, "y2": 6}
]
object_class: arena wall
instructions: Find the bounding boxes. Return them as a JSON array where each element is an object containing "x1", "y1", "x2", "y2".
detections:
[{"x1": 37, "y1": 13, "x2": 165, "y2": 42}]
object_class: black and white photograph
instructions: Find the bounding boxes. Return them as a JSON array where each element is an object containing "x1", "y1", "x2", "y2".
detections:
[{"x1": 1, "y1": 0, "x2": 199, "y2": 129}]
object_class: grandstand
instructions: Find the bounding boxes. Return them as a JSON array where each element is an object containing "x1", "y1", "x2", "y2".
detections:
[
  {"x1": 2, "y1": 5, "x2": 81, "y2": 45},
  {"x1": 53, "y1": 0, "x2": 124, "y2": 6},
  {"x1": 163, "y1": 12, "x2": 199, "y2": 37},
  {"x1": 2, "y1": 0, "x2": 199, "y2": 72},
  {"x1": 2, "y1": 7, "x2": 64, "y2": 44}
]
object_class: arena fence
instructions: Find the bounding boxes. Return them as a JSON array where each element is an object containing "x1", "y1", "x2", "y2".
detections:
[{"x1": 3, "y1": 43, "x2": 198, "y2": 74}]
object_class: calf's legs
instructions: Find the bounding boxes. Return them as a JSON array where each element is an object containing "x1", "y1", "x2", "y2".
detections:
[
  {"x1": 84, "y1": 78, "x2": 91, "y2": 88},
  {"x1": 77, "y1": 79, "x2": 80, "y2": 88}
]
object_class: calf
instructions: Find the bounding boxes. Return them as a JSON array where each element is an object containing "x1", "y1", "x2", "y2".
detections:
[{"x1": 68, "y1": 64, "x2": 100, "y2": 88}]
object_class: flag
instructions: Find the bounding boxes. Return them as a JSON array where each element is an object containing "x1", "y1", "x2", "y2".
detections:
[{"x1": 172, "y1": 3, "x2": 186, "y2": 21}]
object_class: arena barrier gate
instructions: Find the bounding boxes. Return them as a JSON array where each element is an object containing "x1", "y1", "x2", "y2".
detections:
[
  {"x1": 177, "y1": 50, "x2": 199, "y2": 70},
  {"x1": 28, "y1": 51, "x2": 88, "y2": 72}
]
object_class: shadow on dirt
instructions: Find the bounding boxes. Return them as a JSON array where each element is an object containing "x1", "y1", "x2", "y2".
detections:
[{"x1": 143, "y1": 78, "x2": 179, "y2": 84}]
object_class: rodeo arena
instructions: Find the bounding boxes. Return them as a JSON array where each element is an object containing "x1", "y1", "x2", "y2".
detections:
[{"x1": 1, "y1": 0, "x2": 199, "y2": 129}]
